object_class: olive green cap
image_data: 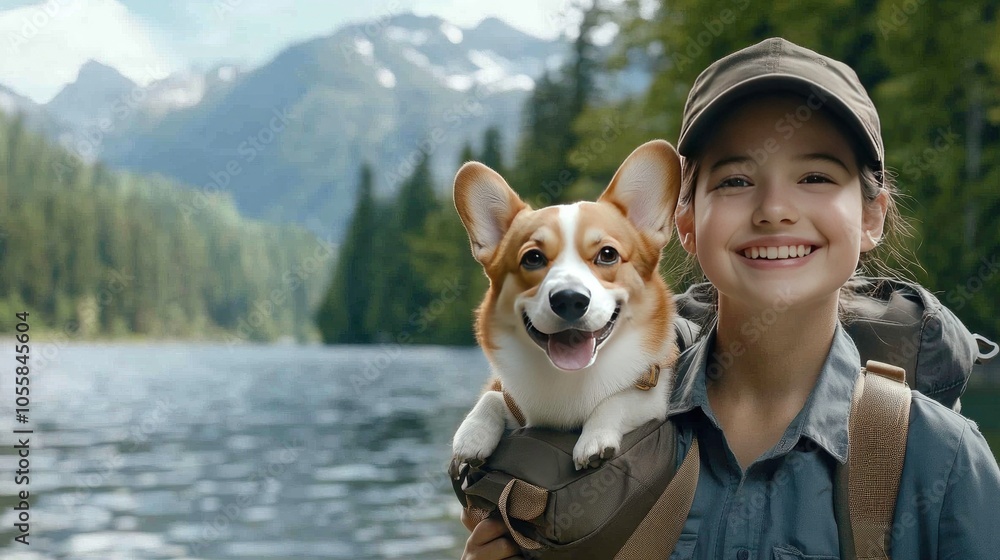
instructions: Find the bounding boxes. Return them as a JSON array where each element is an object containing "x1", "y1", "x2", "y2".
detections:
[{"x1": 678, "y1": 37, "x2": 884, "y2": 182}]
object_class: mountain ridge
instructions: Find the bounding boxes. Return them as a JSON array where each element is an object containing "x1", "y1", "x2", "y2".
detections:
[{"x1": 0, "y1": 13, "x2": 572, "y2": 240}]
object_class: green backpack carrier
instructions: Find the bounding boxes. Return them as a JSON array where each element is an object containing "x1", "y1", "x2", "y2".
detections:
[{"x1": 450, "y1": 277, "x2": 998, "y2": 559}]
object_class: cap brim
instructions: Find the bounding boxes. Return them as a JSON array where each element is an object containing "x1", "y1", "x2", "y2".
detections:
[{"x1": 678, "y1": 75, "x2": 882, "y2": 167}]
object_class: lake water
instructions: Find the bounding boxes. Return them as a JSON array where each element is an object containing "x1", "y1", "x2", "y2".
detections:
[{"x1": 0, "y1": 342, "x2": 488, "y2": 559}]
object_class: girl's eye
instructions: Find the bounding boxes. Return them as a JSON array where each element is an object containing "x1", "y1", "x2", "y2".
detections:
[
  {"x1": 595, "y1": 246, "x2": 619, "y2": 265},
  {"x1": 521, "y1": 249, "x2": 547, "y2": 270},
  {"x1": 717, "y1": 177, "x2": 752, "y2": 188},
  {"x1": 801, "y1": 174, "x2": 833, "y2": 184}
]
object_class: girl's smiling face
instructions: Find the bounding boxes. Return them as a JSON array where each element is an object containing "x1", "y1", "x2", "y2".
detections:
[{"x1": 676, "y1": 93, "x2": 888, "y2": 313}]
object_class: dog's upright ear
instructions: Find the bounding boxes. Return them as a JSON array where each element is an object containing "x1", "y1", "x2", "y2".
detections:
[
  {"x1": 454, "y1": 162, "x2": 527, "y2": 265},
  {"x1": 598, "y1": 140, "x2": 681, "y2": 248}
]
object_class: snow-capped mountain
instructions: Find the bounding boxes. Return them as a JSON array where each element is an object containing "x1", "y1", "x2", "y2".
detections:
[
  {"x1": 140, "y1": 63, "x2": 245, "y2": 115},
  {"x1": 35, "y1": 60, "x2": 246, "y2": 165},
  {"x1": 370, "y1": 14, "x2": 564, "y2": 93},
  {"x1": 96, "y1": 14, "x2": 568, "y2": 238}
]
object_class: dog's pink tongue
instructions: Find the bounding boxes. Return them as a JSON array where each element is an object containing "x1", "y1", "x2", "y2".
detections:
[{"x1": 547, "y1": 331, "x2": 596, "y2": 371}]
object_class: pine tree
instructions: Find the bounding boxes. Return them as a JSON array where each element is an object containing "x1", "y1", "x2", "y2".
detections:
[
  {"x1": 316, "y1": 164, "x2": 377, "y2": 343},
  {"x1": 364, "y1": 155, "x2": 440, "y2": 341},
  {"x1": 512, "y1": 3, "x2": 601, "y2": 206},
  {"x1": 513, "y1": 72, "x2": 575, "y2": 204},
  {"x1": 479, "y1": 126, "x2": 506, "y2": 176},
  {"x1": 459, "y1": 141, "x2": 475, "y2": 165}
]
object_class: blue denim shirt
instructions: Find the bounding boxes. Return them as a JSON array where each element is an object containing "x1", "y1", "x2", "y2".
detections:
[{"x1": 667, "y1": 323, "x2": 1000, "y2": 559}]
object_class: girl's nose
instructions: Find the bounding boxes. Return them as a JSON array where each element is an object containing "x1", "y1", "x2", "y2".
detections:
[{"x1": 751, "y1": 182, "x2": 799, "y2": 226}]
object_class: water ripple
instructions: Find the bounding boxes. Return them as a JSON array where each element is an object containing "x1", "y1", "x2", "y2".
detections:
[{"x1": 0, "y1": 343, "x2": 489, "y2": 558}]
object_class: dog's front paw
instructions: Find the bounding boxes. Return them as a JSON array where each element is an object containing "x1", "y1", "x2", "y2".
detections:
[
  {"x1": 573, "y1": 429, "x2": 622, "y2": 470},
  {"x1": 450, "y1": 418, "x2": 504, "y2": 477}
]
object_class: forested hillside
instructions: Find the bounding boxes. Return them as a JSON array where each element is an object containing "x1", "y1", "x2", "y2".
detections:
[{"x1": 0, "y1": 111, "x2": 329, "y2": 342}]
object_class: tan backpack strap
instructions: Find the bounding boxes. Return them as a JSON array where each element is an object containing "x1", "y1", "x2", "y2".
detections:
[
  {"x1": 614, "y1": 436, "x2": 700, "y2": 559},
  {"x1": 497, "y1": 478, "x2": 548, "y2": 551},
  {"x1": 465, "y1": 503, "x2": 491, "y2": 525},
  {"x1": 843, "y1": 360, "x2": 911, "y2": 560},
  {"x1": 488, "y1": 378, "x2": 527, "y2": 427},
  {"x1": 502, "y1": 391, "x2": 526, "y2": 427}
]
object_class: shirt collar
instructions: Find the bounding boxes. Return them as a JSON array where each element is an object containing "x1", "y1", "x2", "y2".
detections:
[{"x1": 668, "y1": 322, "x2": 860, "y2": 464}]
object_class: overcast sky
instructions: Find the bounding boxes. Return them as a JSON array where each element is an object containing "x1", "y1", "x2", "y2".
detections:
[{"x1": 0, "y1": 0, "x2": 595, "y2": 103}]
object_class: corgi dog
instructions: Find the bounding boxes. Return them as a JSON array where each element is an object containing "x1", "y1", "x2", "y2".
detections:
[{"x1": 450, "y1": 140, "x2": 682, "y2": 471}]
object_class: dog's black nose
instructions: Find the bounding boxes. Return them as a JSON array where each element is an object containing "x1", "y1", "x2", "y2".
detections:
[{"x1": 550, "y1": 289, "x2": 590, "y2": 321}]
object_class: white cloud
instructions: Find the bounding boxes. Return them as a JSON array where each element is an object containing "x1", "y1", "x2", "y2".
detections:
[{"x1": 0, "y1": 0, "x2": 180, "y2": 103}]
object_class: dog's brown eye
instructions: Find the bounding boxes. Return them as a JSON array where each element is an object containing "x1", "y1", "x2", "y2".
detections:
[
  {"x1": 596, "y1": 246, "x2": 619, "y2": 265},
  {"x1": 521, "y1": 250, "x2": 547, "y2": 270}
]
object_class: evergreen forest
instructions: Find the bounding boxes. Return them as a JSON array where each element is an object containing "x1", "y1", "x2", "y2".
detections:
[{"x1": 319, "y1": 2, "x2": 1000, "y2": 347}]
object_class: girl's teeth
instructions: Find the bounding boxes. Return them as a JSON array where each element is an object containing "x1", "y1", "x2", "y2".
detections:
[{"x1": 744, "y1": 245, "x2": 815, "y2": 260}]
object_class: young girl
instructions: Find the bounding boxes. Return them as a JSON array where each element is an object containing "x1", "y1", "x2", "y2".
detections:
[{"x1": 461, "y1": 37, "x2": 1000, "y2": 559}]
